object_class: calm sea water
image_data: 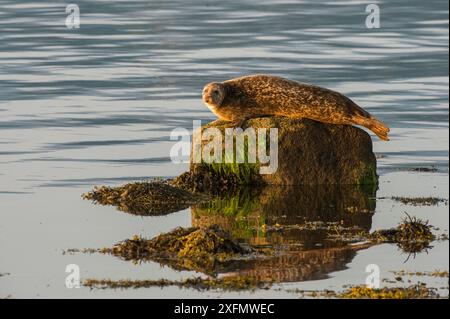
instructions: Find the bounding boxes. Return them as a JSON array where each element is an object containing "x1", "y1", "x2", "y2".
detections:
[{"x1": 0, "y1": 0, "x2": 448, "y2": 298}]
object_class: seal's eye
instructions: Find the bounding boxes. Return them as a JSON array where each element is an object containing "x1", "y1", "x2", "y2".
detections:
[{"x1": 213, "y1": 90, "x2": 219, "y2": 95}]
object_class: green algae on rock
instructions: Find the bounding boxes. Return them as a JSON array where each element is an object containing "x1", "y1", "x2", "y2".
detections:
[
  {"x1": 173, "y1": 166, "x2": 263, "y2": 194},
  {"x1": 99, "y1": 225, "x2": 253, "y2": 274},
  {"x1": 186, "y1": 117, "x2": 378, "y2": 187},
  {"x1": 82, "y1": 181, "x2": 203, "y2": 216}
]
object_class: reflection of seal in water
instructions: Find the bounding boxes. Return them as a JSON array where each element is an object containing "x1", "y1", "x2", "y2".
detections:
[{"x1": 202, "y1": 74, "x2": 390, "y2": 141}]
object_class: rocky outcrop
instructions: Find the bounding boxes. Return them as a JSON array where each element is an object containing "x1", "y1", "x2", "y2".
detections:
[{"x1": 182, "y1": 117, "x2": 377, "y2": 188}]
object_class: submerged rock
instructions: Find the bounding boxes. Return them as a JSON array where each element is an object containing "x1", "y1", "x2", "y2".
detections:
[{"x1": 182, "y1": 117, "x2": 378, "y2": 189}]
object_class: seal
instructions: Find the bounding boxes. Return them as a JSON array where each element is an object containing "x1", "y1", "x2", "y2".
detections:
[{"x1": 202, "y1": 74, "x2": 390, "y2": 141}]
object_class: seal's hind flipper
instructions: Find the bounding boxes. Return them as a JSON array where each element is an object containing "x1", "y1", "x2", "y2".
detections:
[{"x1": 357, "y1": 116, "x2": 390, "y2": 141}]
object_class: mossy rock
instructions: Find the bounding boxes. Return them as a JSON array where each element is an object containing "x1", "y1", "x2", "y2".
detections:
[{"x1": 187, "y1": 117, "x2": 378, "y2": 187}]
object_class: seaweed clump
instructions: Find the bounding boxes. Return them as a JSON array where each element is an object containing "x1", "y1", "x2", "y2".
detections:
[
  {"x1": 391, "y1": 196, "x2": 448, "y2": 206},
  {"x1": 392, "y1": 270, "x2": 449, "y2": 278},
  {"x1": 290, "y1": 282, "x2": 444, "y2": 299},
  {"x1": 409, "y1": 167, "x2": 438, "y2": 173},
  {"x1": 84, "y1": 275, "x2": 270, "y2": 291},
  {"x1": 370, "y1": 214, "x2": 435, "y2": 254},
  {"x1": 324, "y1": 214, "x2": 435, "y2": 255},
  {"x1": 100, "y1": 225, "x2": 252, "y2": 273},
  {"x1": 337, "y1": 284, "x2": 440, "y2": 299},
  {"x1": 82, "y1": 181, "x2": 201, "y2": 216}
]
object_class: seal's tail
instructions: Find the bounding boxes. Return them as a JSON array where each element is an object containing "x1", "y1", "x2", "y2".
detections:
[{"x1": 356, "y1": 116, "x2": 390, "y2": 141}]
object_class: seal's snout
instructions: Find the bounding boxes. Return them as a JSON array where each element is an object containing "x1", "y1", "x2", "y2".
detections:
[
  {"x1": 202, "y1": 82, "x2": 225, "y2": 108},
  {"x1": 202, "y1": 90, "x2": 212, "y2": 104}
]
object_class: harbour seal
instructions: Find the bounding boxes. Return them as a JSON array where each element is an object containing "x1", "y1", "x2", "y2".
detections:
[{"x1": 202, "y1": 74, "x2": 390, "y2": 141}]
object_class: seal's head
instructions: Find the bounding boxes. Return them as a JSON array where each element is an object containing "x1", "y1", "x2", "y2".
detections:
[{"x1": 202, "y1": 82, "x2": 226, "y2": 110}]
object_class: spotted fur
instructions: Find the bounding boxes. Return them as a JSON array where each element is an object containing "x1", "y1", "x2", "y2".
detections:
[{"x1": 202, "y1": 74, "x2": 390, "y2": 141}]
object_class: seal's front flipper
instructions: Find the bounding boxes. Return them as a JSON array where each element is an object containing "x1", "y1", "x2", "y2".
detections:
[{"x1": 230, "y1": 118, "x2": 249, "y2": 129}]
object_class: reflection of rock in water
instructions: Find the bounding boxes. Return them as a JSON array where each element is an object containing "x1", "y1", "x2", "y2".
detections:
[
  {"x1": 222, "y1": 247, "x2": 363, "y2": 283},
  {"x1": 192, "y1": 184, "x2": 376, "y2": 248},
  {"x1": 191, "y1": 184, "x2": 376, "y2": 282}
]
